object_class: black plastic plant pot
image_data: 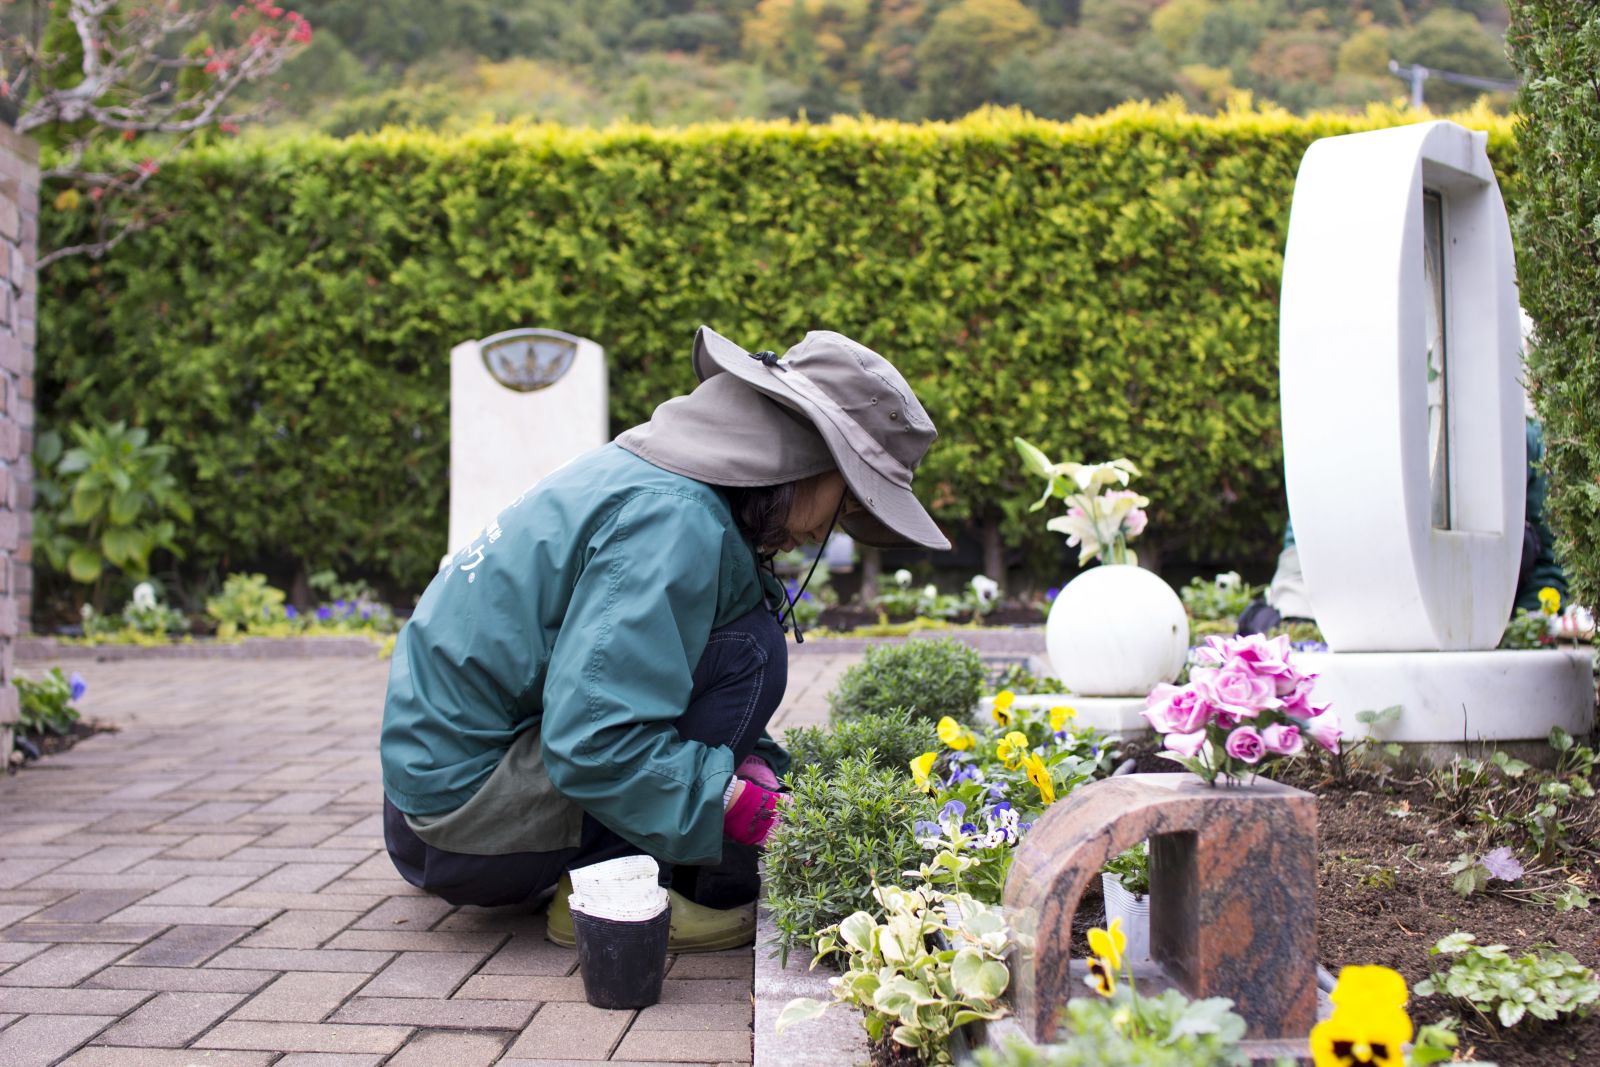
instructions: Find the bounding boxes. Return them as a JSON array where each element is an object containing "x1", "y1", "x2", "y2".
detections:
[{"x1": 572, "y1": 905, "x2": 672, "y2": 1010}]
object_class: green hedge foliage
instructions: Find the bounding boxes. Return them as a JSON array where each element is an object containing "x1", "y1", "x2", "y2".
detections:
[
  {"x1": 39, "y1": 104, "x2": 1515, "y2": 593},
  {"x1": 1508, "y1": 2, "x2": 1599, "y2": 614}
]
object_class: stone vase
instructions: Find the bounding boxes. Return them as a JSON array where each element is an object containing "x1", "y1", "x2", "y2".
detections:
[{"x1": 1045, "y1": 564, "x2": 1188, "y2": 697}]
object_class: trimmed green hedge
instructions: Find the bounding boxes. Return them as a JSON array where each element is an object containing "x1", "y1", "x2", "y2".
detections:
[
  {"x1": 39, "y1": 105, "x2": 1515, "y2": 594},
  {"x1": 1508, "y1": 2, "x2": 1599, "y2": 614}
]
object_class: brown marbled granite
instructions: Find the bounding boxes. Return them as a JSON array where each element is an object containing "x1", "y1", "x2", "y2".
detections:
[{"x1": 1004, "y1": 772, "x2": 1318, "y2": 1042}]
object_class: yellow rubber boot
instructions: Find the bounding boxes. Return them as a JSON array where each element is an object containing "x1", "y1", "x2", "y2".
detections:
[{"x1": 543, "y1": 876, "x2": 755, "y2": 953}]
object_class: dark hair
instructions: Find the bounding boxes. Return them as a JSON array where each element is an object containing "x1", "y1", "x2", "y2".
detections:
[{"x1": 722, "y1": 482, "x2": 797, "y2": 553}]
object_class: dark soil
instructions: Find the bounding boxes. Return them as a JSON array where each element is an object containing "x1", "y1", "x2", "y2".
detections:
[
  {"x1": 1309, "y1": 769, "x2": 1599, "y2": 1067},
  {"x1": 9, "y1": 720, "x2": 118, "y2": 771},
  {"x1": 869, "y1": 1035, "x2": 925, "y2": 1067}
]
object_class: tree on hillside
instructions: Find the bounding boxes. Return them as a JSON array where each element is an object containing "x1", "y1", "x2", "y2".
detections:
[
  {"x1": 1392, "y1": 8, "x2": 1515, "y2": 109},
  {"x1": 914, "y1": 0, "x2": 1046, "y2": 118},
  {"x1": 0, "y1": 0, "x2": 312, "y2": 264},
  {"x1": 995, "y1": 25, "x2": 1176, "y2": 117}
]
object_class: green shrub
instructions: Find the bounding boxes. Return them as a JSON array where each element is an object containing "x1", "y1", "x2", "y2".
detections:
[
  {"x1": 975, "y1": 991, "x2": 1250, "y2": 1067},
  {"x1": 762, "y1": 755, "x2": 932, "y2": 964},
  {"x1": 205, "y1": 573, "x2": 289, "y2": 638},
  {"x1": 783, "y1": 707, "x2": 938, "y2": 777},
  {"x1": 38, "y1": 107, "x2": 1515, "y2": 594},
  {"x1": 1508, "y1": 2, "x2": 1600, "y2": 614},
  {"x1": 15, "y1": 668, "x2": 85, "y2": 737},
  {"x1": 827, "y1": 637, "x2": 985, "y2": 724}
]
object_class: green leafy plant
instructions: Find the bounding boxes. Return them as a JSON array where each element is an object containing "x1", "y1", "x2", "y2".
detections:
[
  {"x1": 1414, "y1": 932, "x2": 1600, "y2": 1030},
  {"x1": 205, "y1": 573, "x2": 289, "y2": 639},
  {"x1": 1179, "y1": 572, "x2": 1260, "y2": 623},
  {"x1": 784, "y1": 708, "x2": 937, "y2": 778},
  {"x1": 79, "y1": 581, "x2": 190, "y2": 643},
  {"x1": 763, "y1": 756, "x2": 932, "y2": 965},
  {"x1": 776, "y1": 885, "x2": 1012, "y2": 1067},
  {"x1": 828, "y1": 637, "x2": 985, "y2": 724},
  {"x1": 1509, "y1": 0, "x2": 1600, "y2": 616},
  {"x1": 1431, "y1": 729, "x2": 1599, "y2": 868},
  {"x1": 32, "y1": 422, "x2": 192, "y2": 607},
  {"x1": 14, "y1": 667, "x2": 86, "y2": 737},
  {"x1": 1103, "y1": 841, "x2": 1149, "y2": 897},
  {"x1": 975, "y1": 989, "x2": 1251, "y2": 1067},
  {"x1": 989, "y1": 661, "x2": 1064, "y2": 696},
  {"x1": 1499, "y1": 607, "x2": 1553, "y2": 650}
]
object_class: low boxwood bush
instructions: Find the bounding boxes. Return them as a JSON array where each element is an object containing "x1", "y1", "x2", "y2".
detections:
[
  {"x1": 783, "y1": 707, "x2": 938, "y2": 777},
  {"x1": 827, "y1": 637, "x2": 985, "y2": 724},
  {"x1": 1509, "y1": 1, "x2": 1600, "y2": 614},
  {"x1": 762, "y1": 755, "x2": 932, "y2": 964}
]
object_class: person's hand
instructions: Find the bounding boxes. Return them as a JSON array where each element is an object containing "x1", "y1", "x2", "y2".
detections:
[
  {"x1": 736, "y1": 754, "x2": 781, "y2": 791},
  {"x1": 723, "y1": 779, "x2": 780, "y2": 846}
]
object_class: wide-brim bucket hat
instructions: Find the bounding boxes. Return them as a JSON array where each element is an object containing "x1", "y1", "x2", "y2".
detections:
[{"x1": 615, "y1": 326, "x2": 950, "y2": 551}]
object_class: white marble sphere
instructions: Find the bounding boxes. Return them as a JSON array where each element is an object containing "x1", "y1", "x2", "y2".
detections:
[{"x1": 1045, "y1": 565, "x2": 1188, "y2": 697}]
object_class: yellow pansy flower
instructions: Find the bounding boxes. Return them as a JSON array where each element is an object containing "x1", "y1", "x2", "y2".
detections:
[
  {"x1": 1021, "y1": 752, "x2": 1055, "y2": 805},
  {"x1": 937, "y1": 716, "x2": 974, "y2": 751},
  {"x1": 1049, "y1": 705, "x2": 1076, "y2": 732},
  {"x1": 1539, "y1": 586, "x2": 1561, "y2": 616},
  {"x1": 1310, "y1": 966, "x2": 1413, "y2": 1067},
  {"x1": 1087, "y1": 918, "x2": 1126, "y2": 971},
  {"x1": 910, "y1": 751, "x2": 938, "y2": 789},
  {"x1": 991, "y1": 689, "x2": 1015, "y2": 726},
  {"x1": 1085, "y1": 953, "x2": 1116, "y2": 997},
  {"x1": 995, "y1": 731, "x2": 1031, "y2": 768}
]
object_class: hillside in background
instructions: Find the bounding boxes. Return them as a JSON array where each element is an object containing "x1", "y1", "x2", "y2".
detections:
[{"x1": 273, "y1": 0, "x2": 1514, "y2": 132}]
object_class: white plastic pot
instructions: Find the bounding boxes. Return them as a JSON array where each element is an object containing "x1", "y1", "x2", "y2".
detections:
[
  {"x1": 1046, "y1": 564, "x2": 1188, "y2": 697},
  {"x1": 1100, "y1": 872, "x2": 1151, "y2": 962}
]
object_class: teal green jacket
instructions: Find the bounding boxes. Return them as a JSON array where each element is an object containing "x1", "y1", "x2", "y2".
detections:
[{"x1": 380, "y1": 444, "x2": 788, "y2": 867}]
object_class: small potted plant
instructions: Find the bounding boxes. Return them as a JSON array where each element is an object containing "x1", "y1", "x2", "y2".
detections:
[{"x1": 1100, "y1": 842, "x2": 1150, "y2": 963}]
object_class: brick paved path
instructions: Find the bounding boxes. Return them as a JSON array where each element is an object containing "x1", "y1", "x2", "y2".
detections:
[{"x1": 0, "y1": 651, "x2": 856, "y2": 1067}]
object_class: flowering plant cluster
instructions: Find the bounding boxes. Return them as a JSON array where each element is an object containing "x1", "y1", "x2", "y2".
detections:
[
  {"x1": 1143, "y1": 633, "x2": 1339, "y2": 785},
  {"x1": 873, "y1": 569, "x2": 999, "y2": 621},
  {"x1": 908, "y1": 691, "x2": 1114, "y2": 902},
  {"x1": 15, "y1": 667, "x2": 88, "y2": 740},
  {"x1": 1014, "y1": 439, "x2": 1149, "y2": 567}
]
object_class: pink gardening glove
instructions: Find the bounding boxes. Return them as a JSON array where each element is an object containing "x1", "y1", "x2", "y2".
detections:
[
  {"x1": 736, "y1": 754, "x2": 781, "y2": 791},
  {"x1": 723, "y1": 781, "x2": 781, "y2": 847}
]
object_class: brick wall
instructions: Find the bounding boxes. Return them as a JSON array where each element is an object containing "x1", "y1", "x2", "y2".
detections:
[{"x1": 0, "y1": 125, "x2": 37, "y2": 755}]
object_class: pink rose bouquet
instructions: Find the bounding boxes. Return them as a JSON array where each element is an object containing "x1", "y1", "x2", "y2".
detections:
[{"x1": 1142, "y1": 633, "x2": 1339, "y2": 784}]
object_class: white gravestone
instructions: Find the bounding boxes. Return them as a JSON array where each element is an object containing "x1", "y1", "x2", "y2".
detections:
[
  {"x1": 448, "y1": 328, "x2": 608, "y2": 557},
  {"x1": 1279, "y1": 121, "x2": 1592, "y2": 747}
]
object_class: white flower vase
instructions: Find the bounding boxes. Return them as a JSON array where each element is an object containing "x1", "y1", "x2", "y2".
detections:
[
  {"x1": 1100, "y1": 872, "x2": 1151, "y2": 962},
  {"x1": 1046, "y1": 564, "x2": 1188, "y2": 697}
]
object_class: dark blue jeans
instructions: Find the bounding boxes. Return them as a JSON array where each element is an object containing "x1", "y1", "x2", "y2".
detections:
[{"x1": 384, "y1": 604, "x2": 788, "y2": 908}]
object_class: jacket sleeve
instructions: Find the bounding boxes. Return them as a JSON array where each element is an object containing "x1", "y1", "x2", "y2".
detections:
[{"x1": 540, "y1": 491, "x2": 737, "y2": 867}]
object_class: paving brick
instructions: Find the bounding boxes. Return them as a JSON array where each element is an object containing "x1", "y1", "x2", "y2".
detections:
[
  {"x1": 252, "y1": 822, "x2": 350, "y2": 848},
  {"x1": 208, "y1": 946, "x2": 395, "y2": 973},
  {"x1": 140, "y1": 875, "x2": 259, "y2": 907},
  {"x1": 223, "y1": 891, "x2": 388, "y2": 913},
  {"x1": 239, "y1": 909, "x2": 361, "y2": 949},
  {"x1": 159, "y1": 834, "x2": 261, "y2": 860},
  {"x1": 0, "y1": 1013, "x2": 115, "y2": 1066},
  {"x1": 104, "y1": 905, "x2": 281, "y2": 926},
  {"x1": 246, "y1": 862, "x2": 350, "y2": 893},
  {"x1": 229, "y1": 971, "x2": 370, "y2": 1022},
  {"x1": 59, "y1": 1049, "x2": 274, "y2": 1067},
  {"x1": 1, "y1": 922, "x2": 169, "y2": 944},
  {"x1": 385, "y1": 1029, "x2": 510, "y2": 1067},
  {"x1": 0, "y1": 857, "x2": 70, "y2": 888},
  {"x1": 360, "y1": 951, "x2": 485, "y2": 998},
  {"x1": 351, "y1": 896, "x2": 455, "y2": 931},
  {"x1": 0, "y1": 903, "x2": 44, "y2": 928},
  {"x1": 324, "y1": 879, "x2": 425, "y2": 898},
  {"x1": 120, "y1": 924, "x2": 253, "y2": 967},
  {"x1": 125, "y1": 860, "x2": 281, "y2": 879},
  {"x1": 194, "y1": 1020, "x2": 413, "y2": 1054},
  {"x1": 633, "y1": 1002, "x2": 753, "y2": 1030},
  {"x1": 504, "y1": 1002, "x2": 634, "y2": 1061},
  {"x1": 83, "y1": 966, "x2": 275, "y2": 993},
  {"x1": 27, "y1": 890, "x2": 149, "y2": 924},
  {"x1": 165, "y1": 801, "x2": 261, "y2": 825},
  {"x1": 0, "y1": 987, "x2": 154, "y2": 1014},
  {"x1": 95, "y1": 990, "x2": 246, "y2": 1047},
  {"x1": 230, "y1": 847, "x2": 371, "y2": 865},
  {"x1": 478, "y1": 933, "x2": 578, "y2": 977},
  {"x1": 454, "y1": 974, "x2": 588, "y2": 1001},
  {"x1": 667, "y1": 952, "x2": 754, "y2": 981},
  {"x1": 274, "y1": 1056, "x2": 384, "y2": 1067},
  {"x1": 331, "y1": 996, "x2": 536, "y2": 1029},
  {"x1": 656, "y1": 980, "x2": 753, "y2": 1005},
  {"x1": 325, "y1": 930, "x2": 503, "y2": 953},
  {"x1": 26, "y1": 873, "x2": 183, "y2": 892},
  {"x1": 54, "y1": 846, "x2": 167, "y2": 875},
  {"x1": 612, "y1": 1030, "x2": 752, "y2": 1063},
  {"x1": 0, "y1": 942, "x2": 46, "y2": 964},
  {"x1": 0, "y1": 942, "x2": 130, "y2": 986}
]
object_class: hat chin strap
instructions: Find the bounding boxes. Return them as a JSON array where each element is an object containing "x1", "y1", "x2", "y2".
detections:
[{"x1": 771, "y1": 497, "x2": 845, "y2": 645}]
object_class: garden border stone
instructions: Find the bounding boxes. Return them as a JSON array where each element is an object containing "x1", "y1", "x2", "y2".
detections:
[
  {"x1": 752, "y1": 906, "x2": 868, "y2": 1067},
  {"x1": 17, "y1": 635, "x2": 384, "y2": 662}
]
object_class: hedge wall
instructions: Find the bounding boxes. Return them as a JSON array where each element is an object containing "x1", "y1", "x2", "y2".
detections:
[
  {"x1": 1508, "y1": 1, "x2": 1599, "y2": 614},
  {"x1": 39, "y1": 104, "x2": 1515, "y2": 595}
]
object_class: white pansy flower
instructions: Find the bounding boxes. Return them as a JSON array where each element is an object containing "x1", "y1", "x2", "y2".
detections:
[
  {"x1": 1215, "y1": 572, "x2": 1242, "y2": 592},
  {"x1": 894, "y1": 569, "x2": 913, "y2": 588},
  {"x1": 971, "y1": 575, "x2": 1000, "y2": 604},
  {"x1": 132, "y1": 582, "x2": 158, "y2": 610},
  {"x1": 923, "y1": 584, "x2": 939, "y2": 599}
]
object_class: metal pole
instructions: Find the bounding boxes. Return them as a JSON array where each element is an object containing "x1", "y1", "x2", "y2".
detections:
[{"x1": 1412, "y1": 65, "x2": 1427, "y2": 109}]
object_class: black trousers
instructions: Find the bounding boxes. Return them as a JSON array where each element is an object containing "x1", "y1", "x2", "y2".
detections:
[{"x1": 383, "y1": 603, "x2": 788, "y2": 908}]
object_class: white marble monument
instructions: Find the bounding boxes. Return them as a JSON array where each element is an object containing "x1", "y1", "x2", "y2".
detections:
[
  {"x1": 1278, "y1": 121, "x2": 1593, "y2": 747},
  {"x1": 448, "y1": 328, "x2": 608, "y2": 557}
]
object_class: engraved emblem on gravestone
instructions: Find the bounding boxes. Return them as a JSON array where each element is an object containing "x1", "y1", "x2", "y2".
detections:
[{"x1": 480, "y1": 329, "x2": 581, "y2": 392}]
